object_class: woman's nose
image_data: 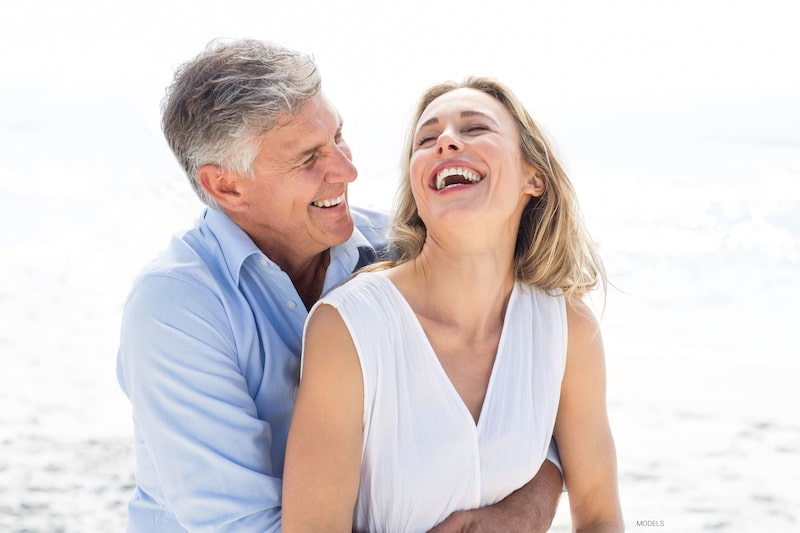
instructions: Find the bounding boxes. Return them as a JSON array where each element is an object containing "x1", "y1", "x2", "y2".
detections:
[{"x1": 435, "y1": 130, "x2": 462, "y2": 155}]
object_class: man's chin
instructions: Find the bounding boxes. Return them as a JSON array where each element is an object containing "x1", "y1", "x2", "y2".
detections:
[
  {"x1": 331, "y1": 222, "x2": 355, "y2": 247},
  {"x1": 316, "y1": 217, "x2": 354, "y2": 249}
]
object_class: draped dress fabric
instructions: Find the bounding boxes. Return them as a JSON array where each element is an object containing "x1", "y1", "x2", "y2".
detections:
[{"x1": 308, "y1": 272, "x2": 567, "y2": 532}]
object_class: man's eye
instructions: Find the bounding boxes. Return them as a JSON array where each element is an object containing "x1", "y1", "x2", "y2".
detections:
[{"x1": 301, "y1": 153, "x2": 318, "y2": 167}]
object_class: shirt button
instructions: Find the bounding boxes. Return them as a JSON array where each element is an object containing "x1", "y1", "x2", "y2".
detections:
[
  {"x1": 287, "y1": 300, "x2": 297, "y2": 310},
  {"x1": 259, "y1": 259, "x2": 269, "y2": 267}
]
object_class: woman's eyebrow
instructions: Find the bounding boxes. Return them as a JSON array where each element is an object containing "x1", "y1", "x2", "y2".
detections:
[
  {"x1": 417, "y1": 116, "x2": 440, "y2": 130},
  {"x1": 460, "y1": 110, "x2": 497, "y2": 125},
  {"x1": 417, "y1": 110, "x2": 497, "y2": 131}
]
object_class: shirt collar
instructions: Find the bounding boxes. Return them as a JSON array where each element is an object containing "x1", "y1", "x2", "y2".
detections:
[
  {"x1": 203, "y1": 207, "x2": 374, "y2": 286},
  {"x1": 330, "y1": 221, "x2": 370, "y2": 271},
  {"x1": 202, "y1": 208, "x2": 262, "y2": 285}
]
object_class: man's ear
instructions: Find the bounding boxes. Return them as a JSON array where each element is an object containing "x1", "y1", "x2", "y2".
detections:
[
  {"x1": 523, "y1": 168, "x2": 546, "y2": 198},
  {"x1": 197, "y1": 165, "x2": 248, "y2": 211}
]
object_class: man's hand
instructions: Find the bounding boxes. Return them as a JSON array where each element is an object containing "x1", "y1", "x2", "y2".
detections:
[
  {"x1": 427, "y1": 460, "x2": 563, "y2": 533},
  {"x1": 427, "y1": 508, "x2": 497, "y2": 533},
  {"x1": 427, "y1": 509, "x2": 477, "y2": 532}
]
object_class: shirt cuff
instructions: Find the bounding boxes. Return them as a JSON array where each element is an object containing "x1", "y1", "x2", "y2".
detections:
[{"x1": 545, "y1": 438, "x2": 566, "y2": 492}]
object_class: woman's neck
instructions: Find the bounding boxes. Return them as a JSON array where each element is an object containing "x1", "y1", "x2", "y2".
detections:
[{"x1": 389, "y1": 241, "x2": 517, "y2": 340}]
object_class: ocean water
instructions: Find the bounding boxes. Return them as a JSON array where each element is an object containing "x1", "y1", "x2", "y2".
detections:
[{"x1": 1, "y1": 91, "x2": 798, "y2": 531}]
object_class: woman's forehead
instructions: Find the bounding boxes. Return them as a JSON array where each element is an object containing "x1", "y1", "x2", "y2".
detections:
[
  {"x1": 418, "y1": 88, "x2": 510, "y2": 126},
  {"x1": 416, "y1": 87, "x2": 514, "y2": 129}
]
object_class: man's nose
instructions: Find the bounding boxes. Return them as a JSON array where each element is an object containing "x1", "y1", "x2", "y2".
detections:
[{"x1": 326, "y1": 144, "x2": 358, "y2": 182}]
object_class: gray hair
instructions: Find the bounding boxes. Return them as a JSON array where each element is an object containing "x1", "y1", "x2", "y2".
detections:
[{"x1": 161, "y1": 39, "x2": 322, "y2": 207}]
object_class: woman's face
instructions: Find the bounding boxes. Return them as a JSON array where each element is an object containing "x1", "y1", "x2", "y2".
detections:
[{"x1": 408, "y1": 88, "x2": 543, "y2": 232}]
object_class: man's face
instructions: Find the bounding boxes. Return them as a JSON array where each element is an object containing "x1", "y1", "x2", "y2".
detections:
[{"x1": 234, "y1": 93, "x2": 358, "y2": 269}]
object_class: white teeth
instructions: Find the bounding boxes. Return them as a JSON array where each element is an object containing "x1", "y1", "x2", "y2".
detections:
[
  {"x1": 311, "y1": 193, "x2": 345, "y2": 208},
  {"x1": 435, "y1": 167, "x2": 482, "y2": 191}
]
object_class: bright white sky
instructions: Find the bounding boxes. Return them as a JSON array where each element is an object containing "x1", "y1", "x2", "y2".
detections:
[
  {"x1": 2, "y1": 0, "x2": 798, "y2": 209},
  {"x1": 5, "y1": 0, "x2": 797, "y2": 94}
]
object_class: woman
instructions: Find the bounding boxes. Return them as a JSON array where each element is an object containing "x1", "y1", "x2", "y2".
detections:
[{"x1": 283, "y1": 77, "x2": 623, "y2": 532}]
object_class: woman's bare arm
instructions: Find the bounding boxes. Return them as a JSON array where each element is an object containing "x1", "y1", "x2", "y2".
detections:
[
  {"x1": 282, "y1": 304, "x2": 363, "y2": 532},
  {"x1": 554, "y1": 296, "x2": 624, "y2": 532}
]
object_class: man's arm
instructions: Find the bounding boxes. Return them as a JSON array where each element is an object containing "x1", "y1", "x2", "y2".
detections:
[
  {"x1": 117, "y1": 274, "x2": 282, "y2": 532},
  {"x1": 427, "y1": 458, "x2": 563, "y2": 533}
]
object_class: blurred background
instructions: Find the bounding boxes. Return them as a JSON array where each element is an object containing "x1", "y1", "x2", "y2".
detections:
[{"x1": 1, "y1": 1, "x2": 798, "y2": 530}]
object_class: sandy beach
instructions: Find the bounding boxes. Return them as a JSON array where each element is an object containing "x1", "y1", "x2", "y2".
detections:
[{"x1": 2, "y1": 168, "x2": 799, "y2": 531}]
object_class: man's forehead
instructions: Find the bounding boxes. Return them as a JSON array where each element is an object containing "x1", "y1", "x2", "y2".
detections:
[
  {"x1": 252, "y1": 97, "x2": 343, "y2": 170},
  {"x1": 269, "y1": 95, "x2": 341, "y2": 152}
]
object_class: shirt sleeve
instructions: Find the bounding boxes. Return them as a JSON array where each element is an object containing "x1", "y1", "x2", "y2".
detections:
[{"x1": 117, "y1": 273, "x2": 282, "y2": 532}]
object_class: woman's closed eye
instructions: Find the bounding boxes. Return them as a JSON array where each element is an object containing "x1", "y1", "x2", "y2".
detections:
[
  {"x1": 415, "y1": 125, "x2": 488, "y2": 147},
  {"x1": 463, "y1": 123, "x2": 490, "y2": 134},
  {"x1": 416, "y1": 136, "x2": 435, "y2": 147}
]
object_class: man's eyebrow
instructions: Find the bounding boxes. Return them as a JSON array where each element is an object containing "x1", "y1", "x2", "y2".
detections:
[
  {"x1": 291, "y1": 143, "x2": 322, "y2": 164},
  {"x1": 289, "y1": 120, "x2": 344, "y2": 164}
]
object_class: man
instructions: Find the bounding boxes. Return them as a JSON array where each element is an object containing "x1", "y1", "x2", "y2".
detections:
[{"x1": 117, "y1": 39, "x2": 563, "y2": 532}]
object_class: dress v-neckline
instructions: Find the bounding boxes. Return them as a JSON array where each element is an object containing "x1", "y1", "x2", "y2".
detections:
[{"x1": 372, "y1": 273, "x2": 518, "y2": 430}]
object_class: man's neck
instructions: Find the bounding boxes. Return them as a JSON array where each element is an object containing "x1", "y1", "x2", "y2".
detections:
[
  {"x1": 225, "y1": 210, "x2": 334, "y2": 309},
  {"x1": 288, "y1": 250, "x2": 331, "y2": 311}
]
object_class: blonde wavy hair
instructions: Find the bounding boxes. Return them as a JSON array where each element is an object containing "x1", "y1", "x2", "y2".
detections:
[{"x1": 375, "y1": 76, "x2": 605, "y2": 298}]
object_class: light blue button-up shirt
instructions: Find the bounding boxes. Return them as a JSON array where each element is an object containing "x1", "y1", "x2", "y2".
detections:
[{"x1": 117, "y1": 206, "x2": 390, "y2": 532}]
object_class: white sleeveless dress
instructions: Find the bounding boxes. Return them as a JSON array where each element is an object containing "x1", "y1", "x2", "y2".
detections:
[{"x1": 307, "y1": 272, "x2": 567, "y2": 532}]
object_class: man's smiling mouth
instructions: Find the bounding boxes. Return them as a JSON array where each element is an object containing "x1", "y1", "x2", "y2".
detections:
[{"x1": 310, "y1": 193, "x2": 345, "y2": 208}]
